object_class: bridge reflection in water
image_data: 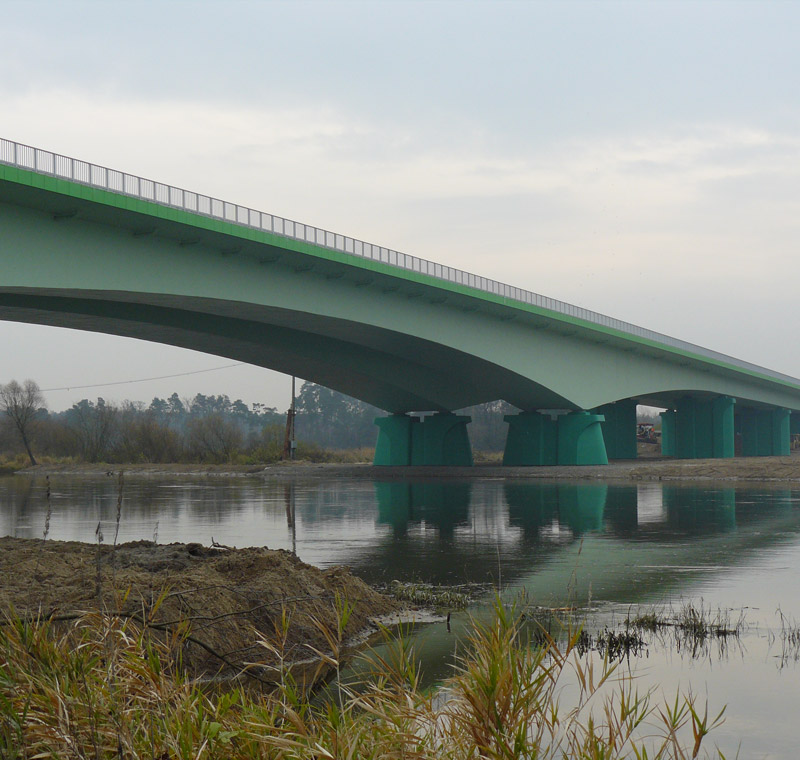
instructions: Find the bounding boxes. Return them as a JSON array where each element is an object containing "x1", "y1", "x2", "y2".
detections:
[
  {"x1": 373, "y1": 480, "x2": 748, "y2": 541},
  {"x1": 365, "y1": 479, "x2": 797, "y2": 592}
]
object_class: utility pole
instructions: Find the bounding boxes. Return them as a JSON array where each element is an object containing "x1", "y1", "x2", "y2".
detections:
[{"x1": 282, "y1": 375, "x2": 296, "y2": 460}]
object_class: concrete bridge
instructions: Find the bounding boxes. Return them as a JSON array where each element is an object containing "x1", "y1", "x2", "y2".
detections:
[{"x1": 2, "y1": 138, "x2": 799, "y2": 466}]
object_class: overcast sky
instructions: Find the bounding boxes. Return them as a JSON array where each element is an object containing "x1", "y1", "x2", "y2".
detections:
[{"x1": 2, "y1": 0, "x2": 799, "y2": 413}]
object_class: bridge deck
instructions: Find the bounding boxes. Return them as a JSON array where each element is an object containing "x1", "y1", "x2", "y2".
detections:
[{"x1": 2, "y1": 136, "x2": 798, "y2": 393}]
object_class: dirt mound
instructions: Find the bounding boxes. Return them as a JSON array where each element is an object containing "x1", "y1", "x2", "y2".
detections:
[{"x1": 0, "y1": 537, "x2": 399, "y2": 686}]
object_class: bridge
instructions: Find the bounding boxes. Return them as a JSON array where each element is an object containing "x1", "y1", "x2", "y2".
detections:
[{"x1": 2, "y1": 137, "x2": 800, "y2": 467}]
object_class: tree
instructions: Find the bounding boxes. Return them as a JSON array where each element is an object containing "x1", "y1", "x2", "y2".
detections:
[
  {"x1": 294, "y1": 383, "x2": 380, "y2": 448},
  {"x1": 118, "y1": 403, "x2": 182, "y2": 463},
  {"x1": 66, "y1": 398, "x2": 119, "y2": 462},
  {"x1": 0, "y1": 379, "x2": 45, "y2": 465},
  {"x1": 186, "y1": 413, "x2": 243, "y2": 463}
]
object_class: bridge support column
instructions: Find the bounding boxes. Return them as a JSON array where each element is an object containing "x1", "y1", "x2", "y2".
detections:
[
  {"x1": 503, "y1": 410, "x2": 607, "y2": 466},
  {"x1": 672, "y1": 396, "x2": 735, "y2": 459},
  {"x1": 374, "y1": 412, "x2": 472, "y2": 466},
  {"x1": 712, "y1": 396, "x2": 736, "y2": 458},
  {"x1": 739, "y1": 407, "x2": 790, "y2": 457},
  {"x1": 503, "y1": 411, "x2": 558, "y2": 466},
  {"x1": 773, "y1": 408, "x2": 791, "y2": 456},
  {"x1": 592, "y1": 399, "x2": 637, "y2": 459},
  {"x1": 558, "y1": 411, "x2": 609, "y2": 465},
  {"x1": 660, "y1": 410, "x2": 676, "y2": 456},
  {"x1": 374, "y1": 414, "x2": 414, "y2": 465}
]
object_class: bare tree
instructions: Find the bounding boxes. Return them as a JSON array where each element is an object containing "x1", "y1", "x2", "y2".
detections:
[
  {"x1": 0, "y1": 379, "x2": 45, "y2": 465},
  {"x1": 67, "y1": 398, "x2": 119, "y2": 463},
  {"x1": 187, "y1": 413, "x2": 243, "y2": 463}
]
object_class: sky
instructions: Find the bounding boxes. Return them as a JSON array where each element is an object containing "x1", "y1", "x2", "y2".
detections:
[{"x1": 2, "y1": 0, "x2": 800, "y2": 413}]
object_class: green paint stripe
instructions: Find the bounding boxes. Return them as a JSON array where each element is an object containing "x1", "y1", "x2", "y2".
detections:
[{"x1": 3, "y1": 162, "x2": 799, "y2": 395}]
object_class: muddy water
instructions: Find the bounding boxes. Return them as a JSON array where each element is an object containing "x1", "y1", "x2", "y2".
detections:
[{"x1": 2, "y1": 474, "x2": 800, "y2": 757}]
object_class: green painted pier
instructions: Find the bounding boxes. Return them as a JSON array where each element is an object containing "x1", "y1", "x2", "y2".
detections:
[{"x1": 3, "y1": 137, "x2": 800, "y2": 467}]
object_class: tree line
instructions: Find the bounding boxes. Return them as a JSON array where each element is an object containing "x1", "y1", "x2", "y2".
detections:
[{"x1": 0, "y1": 379, "x2": 519, "y2": 466}]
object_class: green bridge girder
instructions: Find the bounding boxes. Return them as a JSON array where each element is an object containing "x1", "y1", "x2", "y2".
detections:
[{"x1": 2, "y1": 157, "x2": 800, "y2": 466}]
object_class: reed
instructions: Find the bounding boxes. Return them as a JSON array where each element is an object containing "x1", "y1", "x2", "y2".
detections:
[{"x1": 0, "y1": 599, "x2": 729, "y2": 759}]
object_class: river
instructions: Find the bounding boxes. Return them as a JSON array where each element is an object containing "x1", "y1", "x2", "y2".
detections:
[{"x1": 2, "y1": 473, "x2": 799, "y2": 758}]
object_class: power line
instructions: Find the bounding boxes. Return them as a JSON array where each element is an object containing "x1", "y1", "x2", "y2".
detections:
[{"x1": 41, "y1": 362, "x2": 246, "y2": 393}]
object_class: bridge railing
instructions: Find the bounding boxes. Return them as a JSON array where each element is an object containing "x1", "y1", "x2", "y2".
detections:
[{"x1": 2, "y1": 136, "x2": 798, "y2": 387}]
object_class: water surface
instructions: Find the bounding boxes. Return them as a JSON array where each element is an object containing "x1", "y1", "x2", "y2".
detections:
[{"x1": 2, "y1": 474, "x2": 799, "y2": 757}]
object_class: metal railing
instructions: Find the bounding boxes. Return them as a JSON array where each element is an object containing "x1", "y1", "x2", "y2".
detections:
[{"x1": 2, "y1": 136, "x2": 798, "y2": 387}]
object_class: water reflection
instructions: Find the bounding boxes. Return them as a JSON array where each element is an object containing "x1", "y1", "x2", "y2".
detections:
[
  {"x1": 375, "y1": 481, "x2": 472, "y2": 539},
  {"x1": 2, "y1": 475, "x2": 800, "y2": 597},
  {"x1": 504, "y1": 482, "x2": 607, "y2": 538},
  {"x1": 355, "y1": 480, "x2": 800, "y2": 596}
]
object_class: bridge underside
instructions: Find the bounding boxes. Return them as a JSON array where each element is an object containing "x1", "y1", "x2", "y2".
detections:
[{"x1": 0, "y1": 290, "x2": 572, "y2": 413}]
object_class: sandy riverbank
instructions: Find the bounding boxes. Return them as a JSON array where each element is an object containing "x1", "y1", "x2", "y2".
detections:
[{"x1": 15, "y1": 452, "x2": 800, "y2": 482}]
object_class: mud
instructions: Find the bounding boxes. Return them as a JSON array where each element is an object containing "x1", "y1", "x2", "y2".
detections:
[
  {"x1": 19, "y1": 451, "x2": 800, "y2": 482},
  {"x1": 0, "y1": 537, "x2": 400, "y2": 686}
]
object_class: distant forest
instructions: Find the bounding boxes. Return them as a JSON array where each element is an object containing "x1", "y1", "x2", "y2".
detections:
[{"x1": 0, "y1": 380, "x2": 521, "y2": 465}]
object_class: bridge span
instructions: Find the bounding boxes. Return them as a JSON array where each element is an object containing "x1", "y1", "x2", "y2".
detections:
[{"x1": 2, "y1": 138, "x2": 799, "y2": 466}]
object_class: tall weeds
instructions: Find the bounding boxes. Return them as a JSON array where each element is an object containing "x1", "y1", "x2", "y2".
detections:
[{"x1": 0, "y1": 600, "x2": 728, "y2": 759}]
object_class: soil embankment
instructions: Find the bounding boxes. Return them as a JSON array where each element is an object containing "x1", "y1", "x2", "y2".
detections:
[
  {"x1": 0, "y1": 537, "x2": 400, "y2": 686},
  {"x1": 20, "y1": 453, "x2": 800, "y2": 482}
]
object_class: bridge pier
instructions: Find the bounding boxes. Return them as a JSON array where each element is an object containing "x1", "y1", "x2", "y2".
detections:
[
  {"x1": 661, "y1": 396, "x2": 735, "y2": 459},
  {"x1": 373, "y1": 412, "x2": 473, "y2": 466},
  {"x1": 737, "y1": 407, "x2": 790, "y2": 456},
  {"x1": 503, "y1": 411, "x2": 558, "y2": 465},
  {"x1": 502, "y1": 410, "x2": 608, "y2": 466},
  {"x1": 592, "y1": 399, "x2": 637, "y2": 459},
  {"x1": 660, "y1": 410, "x2": 676, "y2": 456}
]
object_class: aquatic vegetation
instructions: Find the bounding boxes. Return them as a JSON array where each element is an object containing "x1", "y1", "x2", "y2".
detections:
[
  {"x1": 388, "y1": 579, "x2": 478, "y2": 610},
  {"x1": 590, "y1": 627, "x2": 649, "y2": 661},
  {"x1": 0, "y1": 601, "x2": 729, "y2": 759},
  {"x1": 622, "y1": 601, "x2": 747, "y2": 662},
  {"x1": 771, "y1": 607, "x2": 800, "y2": 667},
  {"x1": 627, "y1": 601, "x2": 744, "y2": 639}
]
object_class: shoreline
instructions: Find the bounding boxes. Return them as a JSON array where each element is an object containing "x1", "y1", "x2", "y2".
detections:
[
  {"x1": 14, "y1": 453, "x2": 800, "y2": 482},
  {"x1": 0, "y1": 536, "x2": 405, "y2": 686}
]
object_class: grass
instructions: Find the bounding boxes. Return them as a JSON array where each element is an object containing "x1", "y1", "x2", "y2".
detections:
[{"x1": 0, "y1": 600, "x2": 730, "y2": 759}]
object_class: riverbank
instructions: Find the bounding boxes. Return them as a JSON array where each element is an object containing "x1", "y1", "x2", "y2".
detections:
[
  {"x1": 0, "y1": 536, "x2": 401, "y2": 686},
  {"x1": 17, "y1": 451, "x2": 800, "y2": 482}
]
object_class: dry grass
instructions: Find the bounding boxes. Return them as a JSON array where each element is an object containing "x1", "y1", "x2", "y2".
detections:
[
  {"x1": 0, "y1": 454, "x2": 77, "y2": 474},
  {"x1": 0, "y1": 537, "x2": 399, "y2": 683},
  {"x1": 0, "y1": 600, "x2": 730, "y2": 759}
]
